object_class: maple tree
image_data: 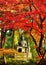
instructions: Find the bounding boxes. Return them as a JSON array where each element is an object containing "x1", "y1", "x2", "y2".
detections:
[{"x1": 0, "y1": 0, "x2": 46, "y2": 64}]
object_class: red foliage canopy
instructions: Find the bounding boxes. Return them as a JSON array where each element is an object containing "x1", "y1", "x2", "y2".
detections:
[{"x1": 0, "y1": 0, "x2": 46, "y2": 34}]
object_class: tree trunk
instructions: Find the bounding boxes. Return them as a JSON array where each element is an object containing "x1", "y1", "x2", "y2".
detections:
[
  {"x1": 37, "y1": 59, "x2": 46, "y2": 65},
  {"x1": 12, "y1": 30, "x2": 14, "y2": 48}
]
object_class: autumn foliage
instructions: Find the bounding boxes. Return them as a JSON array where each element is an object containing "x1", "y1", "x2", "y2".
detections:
[{"x1": 0, "y1": 0, "x2": 46, "y2": 63}]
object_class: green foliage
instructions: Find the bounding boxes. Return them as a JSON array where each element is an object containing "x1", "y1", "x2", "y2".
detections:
[
  {"x1": 14, "y1": 30, "x2": 20, "y2": 45},
  {"x1": 6, "y1": 31, "x2": 12, "y2": 36},
  {"x1": 6, "y1": 60, "x2": 37, "y2": 65},
  {"x1": 4, "y1": 30, "x2": 12, "y2": 48}
]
